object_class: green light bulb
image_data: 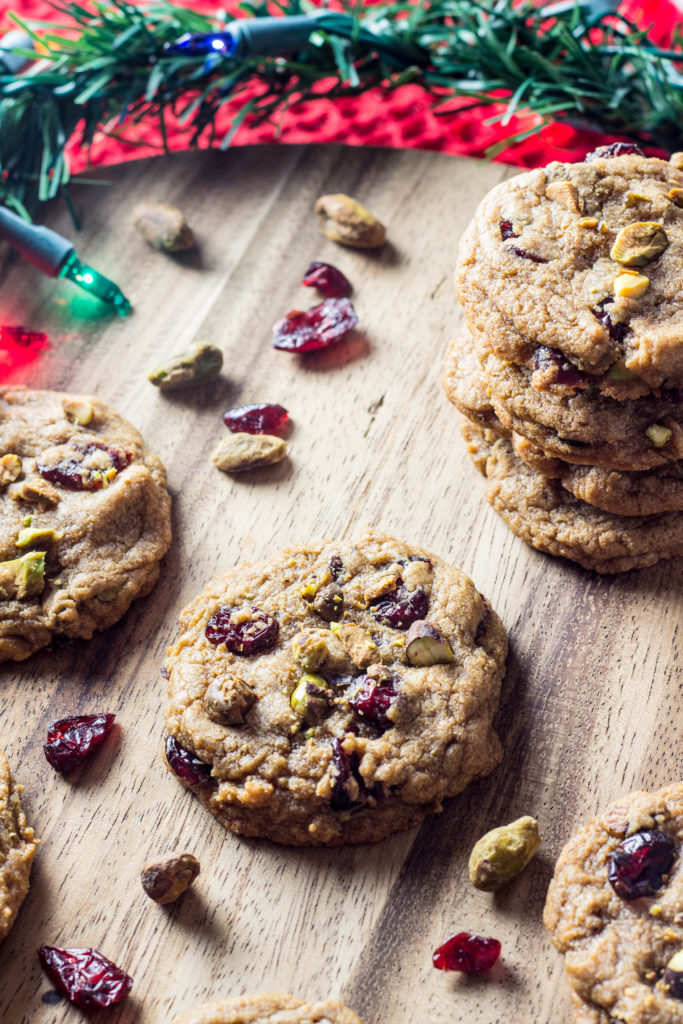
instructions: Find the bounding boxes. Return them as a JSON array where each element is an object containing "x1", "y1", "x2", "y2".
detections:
[{"x1": 59, "y1": 252, "x2": 132, "y2": 316}]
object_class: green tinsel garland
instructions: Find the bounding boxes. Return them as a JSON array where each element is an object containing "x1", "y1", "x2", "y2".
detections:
[{"x1": 1, "y1": 0, "x2": 682, "y2": 217}]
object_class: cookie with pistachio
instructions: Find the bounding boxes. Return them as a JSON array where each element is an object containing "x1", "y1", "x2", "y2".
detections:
[
  {"x1": 0, "y1": 387, "x2": 171, "y2": 661},
  {"x1": 0, "y1": 745, "x2": 36, "y2": 944},
  {"x1": 456, "y1": 149, "x2": 683, "y2": 394},
  {"x1": 172, "y1": 994, "x2": 363, "y2": 1024},
  {"x1": 163, "y1": 531, "x2": 507, "y2": 846},
  {"x1": 544, "y1": 783, "x2": 683, "y2": 1024}
]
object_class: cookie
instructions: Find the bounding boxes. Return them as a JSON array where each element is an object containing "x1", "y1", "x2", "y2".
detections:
[
  {"x1": 463, "y1": 423, "x2": 683, "y2": 572},
  {"x1": 0, "y1": 387, "x2": 172, "y2": 661},
  {"x1": 441, "y1": 331, "x2": 506, "y2": 434},
  {"x1": 544, "y1": 783, "x2": 683, "y2": 1024},
  {"x1": 172, "y1": 993, "x2": 363, "y2": 1024},
  {"x1": 0, "y1": 745, "x2": 36, "y2": 944},
  {"x1": 164, "y1": 530, "x2": 507, "y2": 846},
  {"x1": 456, "y1": 151, "x2": 683, "y2": 392}
]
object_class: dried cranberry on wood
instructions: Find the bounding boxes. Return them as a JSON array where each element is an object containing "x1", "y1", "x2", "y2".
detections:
[
  {"x1": 608, "y1": 830, "x2": 675, "y2": 900},
  {"x1": 432, "y1": 933, "x2": 501, "y2": 974},
  {"x1": 165, "y1": 736, "x2": 212, "y2": 786},
  {"x1": 272, "y1": 297, "x2": 358, "y2": 353},
  {"x1": 349, "y1": 677, "x2": 398, "y2": 731},
  {"x1": 44, "y1": 714, "x2": 116, "y2": 774},
  {"x1": 38, "y1": 947, "x2": 132, "y2": 1009},
  {"x1": 223, "y1": 403, "x2": 288, "y2": 435},
  {"x1": 370, "y1": 585, "x2": 429, "y2": 630},
  {"x1": 302, "y1": 262, "x2": 352, "y2": 298},
  {"x1": 205, "y1": 607, "x2": 279, "y2": 655}
]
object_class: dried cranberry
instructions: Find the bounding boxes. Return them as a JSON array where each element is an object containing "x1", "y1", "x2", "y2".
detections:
[
  {"x1": 585, "y1": 142, "x2": 645, "y2": 162},
  {"x1": 608, "y1": 830, "x2": 675, "y2": 900},
  {"x1": 534, "y1": 346, "x2": 588, "y2": 389},
  {"x1": 44, "y1": 714, "x2": 116, "y2": 774},
  {"x1": 433, "y1": 933, "x2": 501, "y2": 974},
  {"x1": 272, "y1": 297, "x2": 358, "y2": 353},
  {"x1": 0, "y1": 325, "x2": 48, "y2": 347},
  {"x1": 329, "y1": 738, "x2": 366, "y2": 811},
  {"x1": 164, "y1": 735, "x2": 212, "y2": 785},
  {"x1": 37, "y1": 442, "x2": 131, "y2": 491},
  {"x1": 205, "y1": 606, "x2": 279, "y2": 655},
  {"x1": 370, "y1": 585, "x2": 429, "y2": 630},
  {"x1": 223, "y1": 403, "x2": 289, "y2": 435},
  {"x1": 499, "y1": 220, "x2": 519, "y2": 240},
  {"x1": 38, "y1": 947, "x2": 132, "y2": 1009},
  {"x1": 506, "y1": 246, "x2": 548, "y2": 264},
  {"x1": 302, "y1": 261, "x2": 352, "y2": 298},
  {"x1": 329, "y1": 555, "x2": 344, "y2": 581},
  {"x1": 663, "y1": 963, "x2": 683, "y2": 1000},
  {"x1": 350, "y1": 677, "x2": 397, "y2": 731},
  {"x1": 592, "y1": 297, "x2": 627, "y2": 342}
]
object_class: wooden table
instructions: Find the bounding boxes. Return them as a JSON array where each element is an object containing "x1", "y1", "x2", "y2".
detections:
[{"x1": 0, "y1": 144, "x2": 680, "y2": 1024}]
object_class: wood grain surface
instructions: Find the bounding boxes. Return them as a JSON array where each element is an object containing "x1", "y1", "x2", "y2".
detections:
[{"x1": 0, "y1": 143, "x2": 680, "y2": 1024}]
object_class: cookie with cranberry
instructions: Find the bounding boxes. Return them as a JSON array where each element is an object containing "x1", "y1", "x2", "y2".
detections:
[
  {"x1": 0, "y1": 745, "x2": 36, "y2": 944},
  {"x1": 463, "y1": 423, "x2": 683, "y2": 572},
  {"x1": 172, "y1": 994, "x2": 363, "y2": 1024},
  {"x1": 544, "y1": 783, "x2": 683, "y2": 1024},
  {"x1": 456, "y1": 149, "x2": 683, "y2": 393},
  {"x1": 163, "y1": 530, "x2": 507, "y2": 846},
  {"x1": 0, "y1": 387, "x2": 171, "y2": 661}
]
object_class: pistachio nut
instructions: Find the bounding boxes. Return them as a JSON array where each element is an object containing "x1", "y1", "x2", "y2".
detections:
[
  {"x1": 62, "y1": 398, "x2": 94, "y2": 426},
  {"x1": 605, "y1": 361, "x2": 638, "y2": 382},
  {"x1": 315, "y1": 193, "x2": 386, "y2": 249},
  {"x1": 645, "y1": 424, "x2": 672, "y2": 447},
  {"x1": 212, "y1": 433, "x2": 286, "y2": 473},
  {"x1": 309, "y1": 582, "x2": 344, "y2": 621},
  {"x1": 148, "y1": 342, "x2": 223, "y2": 391},
  {"x1": 204, "y1": 677, "x2": 256, "y2": 725},
  {"x1": 610, "y1": 221, "x2": 668, "y2": 266},
  {"x1": 16, "y1": 526, "x2": 61, "y2": 548},
  {"x1": 578, "y1": 217, "x2": 599, "y2": 229},
  {"x1": 669, "y1": 188, "x2": 683, "y2": 208},
  {"x1": 0, "y1": 551, "x2": 46, "y2": 600},
  {"x1": 663, "y1": 950, "x2": 683, "y2": 999},
  {"x1": 0, "y1": 454, "x2": 22, "y2": 487},
  {"x1": 335, "y1": 622, "x2": 378, "y2": 669},
  {"x1": 290, "y1": 674, "x2": 332, "y2": 723},
  {"x1": 11, "y1": 477, "x2": 60, "y2": 506},
  {"x1": 544, "y1": 181, "x2": 580, "y2": 213},
  {"x1": 613, "y1": 271, "x2": 649, "y2": 299},
  {"x1": 141, "y1": 852, "x2": 200, "y2": 904},
  {"x1": 291, "y1": 629, "x2": 352, "y2": 674},
  {"x1": 469, "y1": 815, "x2": 541, "y2": 892},
  {"x1": 405, "y1": 621, "x2": 455, "y2": 667},
  {"x1": 132, "y1": 200, "x2": 195, "y2": 252}
]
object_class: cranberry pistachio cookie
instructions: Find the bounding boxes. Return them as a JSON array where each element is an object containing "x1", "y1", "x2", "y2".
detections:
[
  {"x1": 0, "y1": 745, "x2": 36, "y2": 943},
  {"x1": 464, "y1": 424, "x2": 683, "y2": 572},
  {"x1": 544, "y1": 783, "x2": 683, "y2": 1024},
  {"x1": 456, "y1": 146, "x2": 683, "y2": 393},
  {"x1": 163, "y1": 531, "x2": 507, "y2": 846},
  {"x1": 0, "y1": 387, "x2": 171, "y2": 661},
  {"x1": 172, "y1": 994, "x2": 363, "y2": 1024}
]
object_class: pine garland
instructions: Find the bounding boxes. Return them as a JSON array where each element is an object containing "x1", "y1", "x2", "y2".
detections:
[{"x1": 1, "y1": 0, "x2": 683, "y2": 217}]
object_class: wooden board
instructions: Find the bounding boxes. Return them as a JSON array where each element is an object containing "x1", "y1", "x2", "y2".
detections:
[{"x1": 0, "y1": 144, "x2": 680, "y2": 1024}]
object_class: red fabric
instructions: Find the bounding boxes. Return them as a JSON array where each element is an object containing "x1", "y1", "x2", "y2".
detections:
[{"x1": 4, "y1": 1, "x2": 682, "y2": 172}]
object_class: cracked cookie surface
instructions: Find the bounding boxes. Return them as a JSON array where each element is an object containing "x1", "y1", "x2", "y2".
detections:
[
  {"x1": 0, "y1": 746, "x2": 36, "y2": 944},
  {"x1": 173, "y1": 994, "x2": 363, "y2": 1024},
  {"x1": 164, "y1": 531, "x2": 507, "y2": 846},
  {"x1": 544, "y1": 783, "x2": 683, "y2": 1024},
  {"x1": 0, "y1": 387, "x2": 171, "y2": 661}
]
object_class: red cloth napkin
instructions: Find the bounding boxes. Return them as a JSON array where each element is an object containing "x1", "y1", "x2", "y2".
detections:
[{"x1": 4, "y1": 1, "x2": 682, "y2": 172}]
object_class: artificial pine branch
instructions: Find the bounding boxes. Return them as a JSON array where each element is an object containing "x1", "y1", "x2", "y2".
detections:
[{"x1": 1, "y1": 0, "x2": 682, "y2": 217}]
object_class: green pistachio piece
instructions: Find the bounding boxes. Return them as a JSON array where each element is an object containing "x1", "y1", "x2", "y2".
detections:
[
  {"x1": 469, "y1": 816, "x2": 541, "y2": 892},
  {"x1": 606, "y1": 361, "x2": 638, "y2": 382},
  {"x1": 290, "y1": 674, "x2": 332, "y2": 723},
  {"x1": 0, "y1": 551, "x2": 46, "y2": 600},
  {"x1": 0, "y1": 454, "x2": 22, "y2": 487},
  {"x1": 212, "y1": 433, "x2": 286, "y2": 473},
  {"x1": 610, "y1": 221, "x2": 668, "y2": 266},
  {"x1": 16, "y1": 526, "x2": 61, "y2": 548},
  {"x1": 645, "y1": 424, "x2": 672, "y2": 447},
  {"x1": 62, "y1": 398, "x2": 94, "y2": 426},
  {"x1": 405, "y1": 621, "x2": 455, "y2": 666},
  {"x1": 148, "y1": 342, "x2": 223, "y2": 391},
  {"x1": 204, "y1": 677, "x2": 256, "y2": 725}
]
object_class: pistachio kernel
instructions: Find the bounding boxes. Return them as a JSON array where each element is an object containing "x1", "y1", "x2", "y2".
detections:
[
  {"x1": 610, "y1": 222, "x2": 668, "y2": 266},
  {"x1": 645, "y1": 424, "x2": 672, "y2": 447},
  {"x1": 148, "y1": 342, "x2": 223, "y2": 391},
  {"x1": 0, "y1": 454, "x2": 22, "y2": 487},
  {"x1": 11, "y1": 477, "x2": 60, "y2": 507},
  {"x1": 405, "y1": 621, "x2": 455, "y2": 667},
  {"x1": 662, "y1": 950, "x2": 683, "y2": 1000},
  {"x1": 62, "y1": 398, "x2": 94, "y2": 426},
  {"x1": 625, "y1": 190, "x2": 651, "y2": 207},
  {"x1": 310, "y1": 583, "x2": 344, "y2": 621},
  {"x1": 469, "y1": 816, "x2": 541, "y2": 892},
  {"x1": 578, "y1": 217, "x2": 599, "y2": 228},
  {"x1": 0, "y1": 551, "x2": 46, "y2": 600},
  {"x1": 132, "y1": 200, "x2": 195, "y2": 252},
  {"x1": 613, "y1": 271, "x2": 649, "y2": 298},
  {"x1": 315, "y1": 193, "x2": 386, "y2": 249},
  {"x1": 290, "y1": 674, "x2": 332, "y2": 723},
  {"x1": 669, "y1": 188, "x2": 683, "y2": 208},
  {"x1": 544, "y1": 181, "x2": 580, "y2": 213},
  {"x1": 204, "y1": 677, "x2": 257, "y2": 725},
  {"x1": 212, "y1": 433, "x2": 286, "y2": 474},
  {"x1": 141, "y1": 852, "x2": 200, "y2": 904},
  {"x1": 606, "y1": 361, "x2": 638, "y2": 382},
  {"x1": 16, "y1": 526, "x2": 61, "y2": 548}
]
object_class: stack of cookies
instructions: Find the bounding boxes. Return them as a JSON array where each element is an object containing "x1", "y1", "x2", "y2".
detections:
[{"x1": 443, "y1": 144, "x2": 683, "y2": 573}]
